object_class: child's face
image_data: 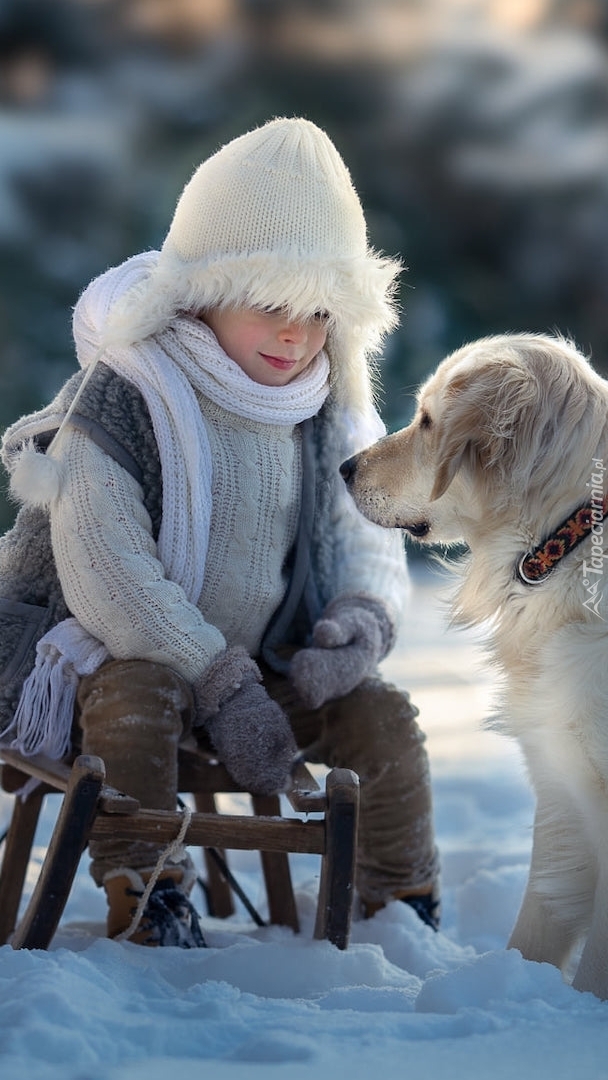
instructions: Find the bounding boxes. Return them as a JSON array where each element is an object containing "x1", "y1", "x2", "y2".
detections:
[{"x1": 203, "y1": 306, "x2": 328, "y2": 386}]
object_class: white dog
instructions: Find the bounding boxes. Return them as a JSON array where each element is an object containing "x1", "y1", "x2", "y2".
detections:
[{"x1": 341, "y1": 333, "x2": 608, "y2": 998}]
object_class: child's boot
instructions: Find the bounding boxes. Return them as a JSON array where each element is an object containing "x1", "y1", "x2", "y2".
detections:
[{"x1": 103, "y1": 865, "x2": 205, "y2": 947}]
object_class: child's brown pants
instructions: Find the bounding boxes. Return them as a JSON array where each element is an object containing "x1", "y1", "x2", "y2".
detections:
[
  {"x1": 78, "y1": 658, "x2": 439, "y2": 905},
  {"x1": 261, "y1": 660, "x2": 439, "y2": 905}
]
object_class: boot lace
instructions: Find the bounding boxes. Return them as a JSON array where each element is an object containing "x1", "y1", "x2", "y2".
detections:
[{"x1": 126, "y1": 877, "x2": 207, "y2": 948}]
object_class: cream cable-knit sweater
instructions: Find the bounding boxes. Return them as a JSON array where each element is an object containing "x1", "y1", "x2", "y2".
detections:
[{"x1": 50, "y1": 396, "x2": 302, "y2": 683}]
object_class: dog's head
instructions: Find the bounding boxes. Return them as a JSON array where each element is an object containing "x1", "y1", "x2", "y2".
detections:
[{"x1": 342, "y1": 333, "x2": 608, "y2": 545}]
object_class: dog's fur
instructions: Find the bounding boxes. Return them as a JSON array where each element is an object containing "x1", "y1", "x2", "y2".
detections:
[{"x1": 342, "y1": 332, "x2": 608, "y2": 997}]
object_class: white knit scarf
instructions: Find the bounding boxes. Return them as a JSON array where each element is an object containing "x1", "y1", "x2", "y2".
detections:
[
  {"x1": 78, "y1": 313, "x2": 330, "y2": 603},
  {"x1": 7, "y1": 266, "x2": 330, "y2": 760}
]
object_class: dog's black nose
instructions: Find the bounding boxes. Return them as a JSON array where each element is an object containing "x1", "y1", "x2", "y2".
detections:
[{"x1": 340, "y1": 455, "x2": 357, "y2": 483}]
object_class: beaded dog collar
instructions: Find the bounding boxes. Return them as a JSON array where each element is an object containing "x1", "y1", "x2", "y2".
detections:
[{"x1": 516, "y1": 497, "x2": 608, "y2": 585}]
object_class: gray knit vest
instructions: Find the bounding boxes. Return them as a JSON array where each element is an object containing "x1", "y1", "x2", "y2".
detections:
[{"x1": 0, "y1": 363, "x2": 162, "y2": 734}]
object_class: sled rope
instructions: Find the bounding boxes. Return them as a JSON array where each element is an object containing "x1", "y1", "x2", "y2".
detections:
[{"x1": 115, "y1": 803, "x2": 193, "y2": 942}]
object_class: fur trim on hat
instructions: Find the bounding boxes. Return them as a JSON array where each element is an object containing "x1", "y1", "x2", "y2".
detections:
[
  {"x1": 104, "y1": 248, "x2": 399, "y2": 345},
  {"x1": 102, "y1": 248, "x2": 400, "y2": 414}
]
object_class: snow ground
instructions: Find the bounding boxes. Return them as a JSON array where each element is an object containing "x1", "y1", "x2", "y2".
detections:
[{"x1": 1, "y1": 563, "x2": 607, "y2": 1080}]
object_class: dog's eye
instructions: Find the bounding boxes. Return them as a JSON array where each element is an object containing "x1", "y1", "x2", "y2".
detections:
[{"x1": 419, "y1": 410, "x2": 432, "y2": 430}]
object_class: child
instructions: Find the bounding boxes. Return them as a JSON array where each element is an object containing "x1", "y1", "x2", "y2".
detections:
[{"x1": 0, "y1": 117, "x2": 439, "y2": 946}]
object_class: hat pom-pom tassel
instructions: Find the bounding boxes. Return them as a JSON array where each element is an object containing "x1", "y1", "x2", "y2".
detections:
[{"x1": 10, "y1": 444, "x2": 64, "y2": 506}]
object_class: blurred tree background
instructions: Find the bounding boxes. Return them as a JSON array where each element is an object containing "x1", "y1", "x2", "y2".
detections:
[{"x1": 0, "y1": 0, "x2": 607, "y2": 530}]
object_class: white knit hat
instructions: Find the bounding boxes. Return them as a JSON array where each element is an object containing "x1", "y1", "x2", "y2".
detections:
[{"x1": 103, "y1": 117, "x2": 402, "y2": 413}]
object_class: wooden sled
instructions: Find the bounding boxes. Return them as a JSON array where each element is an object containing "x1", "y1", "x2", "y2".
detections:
[{"x1": 0, "y1": 740, "x2": 359, "y2": 951}]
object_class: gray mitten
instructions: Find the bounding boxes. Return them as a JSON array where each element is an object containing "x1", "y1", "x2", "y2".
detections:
[
  {"x1": 289, "y1": 594, "x2": 395, "y2": 710},
  {"x1": 194, "y1": 646, "x2": 298, "y2": 795}
]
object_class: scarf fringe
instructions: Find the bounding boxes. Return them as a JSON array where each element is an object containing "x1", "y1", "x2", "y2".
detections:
[
  {"x1": 5, "y1": 619, "x2": 110, "y2": 764},
  {"x1": 9, "y1": 650, "x2": 78, "y2": 760}
]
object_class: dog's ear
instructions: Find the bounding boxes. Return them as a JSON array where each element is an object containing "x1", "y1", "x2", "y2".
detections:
[
  {"x1": 430, "y1": 373, "x2": 481, "y2": 501},
  {"x1": 429, "y1": 362, "x2": 536, "y2": 502},
  {"x1": 430, "y1": 437, "x2": 471, "y2": 501},
  {"x1": 429, "y1": 335, "x2": 607, "y2": 505}
]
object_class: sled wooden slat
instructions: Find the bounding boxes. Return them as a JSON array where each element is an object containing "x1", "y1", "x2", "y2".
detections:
[
  {"x1": 89, "y1": 806, "x2": 326, "y2": 853},
  {"x1": 0, "y1": 745, "x2": 139, "y2": 814},
  {"x1": 251, "y1": 793, "x2": 299, "y2": 932},
  {"x1": 0, "y1": 747, "x2": 73, "y2": 791},
  {"x1": 175, "y1": 745, "x2": 242, "y2": 794},
  {"x1": 194, "y1": 792, "x2": 235, "y2": 919},
  {"x1": 0, "y1": 740, "x2": 360, "y2": 952}
]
